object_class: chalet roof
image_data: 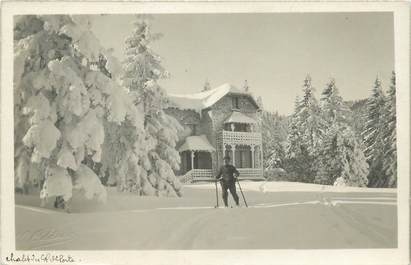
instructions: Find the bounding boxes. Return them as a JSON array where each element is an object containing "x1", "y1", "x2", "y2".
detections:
[
  {"x1": 224, "y1": 111, "x2": 257, "y2": 124},
  {"x1": 168, "y1": 83, "x2": 259, "y2": 112},
  {"x1": 178, "y1": 135, "x2": 216, "y2": 153}
]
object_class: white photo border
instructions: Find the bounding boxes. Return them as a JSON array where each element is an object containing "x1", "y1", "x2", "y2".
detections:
[{"x1": 1, "y1": 2, "x2": 409, "y2": 265}]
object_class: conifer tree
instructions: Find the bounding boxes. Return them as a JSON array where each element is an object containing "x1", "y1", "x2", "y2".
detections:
[
  {"x1": 362, "y1": 77, "x2": 387, "y2": 187},
  {"x1": 285, "y1": 75, "x2": 325, "y2": 182},
  {"x1": 320, "y1": 79, "x2": 350, "y2": 125},
  {"x1": 285, "y1": 96, "x2": 302, "y2": 160},
  {"x1": 298, "y1": 75, "x2": 325, "y2": 156},
  {"x1": 340, "y1": 129, "x2": 369, "y2": 187},
  {"x1": 315, "y1": 79, "x2": 359, "y2": 185},
  {"x1": 383, "y1": 71, "x2": 397, "y2": 187},
  {"x1": 315, "y1": 124, "x2": 340, "y2": 185},
  {"x1": 120, "y1": 16, "x2": 183, "y2": 196},
  {"x1": 262, "y1": 111, "x2": 287, "y2": 169},
  {"x1": 316, "y1": 124, "x2": 368, "y2": 186},
  {"x1": 14, "y1": 15, "x2": 130, "y2": 204}
]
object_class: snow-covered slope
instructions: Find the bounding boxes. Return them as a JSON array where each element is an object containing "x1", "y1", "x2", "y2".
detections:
[{"x1": 15, "y1": 181, "x2": 397, "y2": 250}]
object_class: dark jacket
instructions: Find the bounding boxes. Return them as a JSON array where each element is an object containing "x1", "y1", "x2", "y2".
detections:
[{"x1": 216, "y1": 165, "x2": 239, "y2": 183}]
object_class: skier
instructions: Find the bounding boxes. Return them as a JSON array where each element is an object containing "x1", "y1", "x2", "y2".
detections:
[{"x1": 216, "y1": 155, "x2": 240, "y2": 207}]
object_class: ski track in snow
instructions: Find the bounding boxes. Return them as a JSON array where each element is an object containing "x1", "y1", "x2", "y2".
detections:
[
  {"x1": 252, "y1": 200, "x2": 321, "y2": 208},
  {"x1": 331, "y1": 196, "x2": 396, "y2": 201},
  {"x1": 30, "y1": 237, "x2": 76, "y2": 250},
  {"x1": 331, "y1": 200, "x2": 396, "y2": 206},
  {"x1": 158, "y1": 208, "x2": 218, "y2": 248},
  {"x1": 15, "y1": 196, "x2": 396, "y2": 215},
  {"x1": 326, "y1": 200, "x2": 394, "y2": 245},
  {"x1": 16, "y1": 205, "x2": 64, "y2": 214}
]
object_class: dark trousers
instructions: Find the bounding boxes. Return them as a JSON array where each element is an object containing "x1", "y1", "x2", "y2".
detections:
[{"x1": 220, "y1": 180, "x2": 239, "y2": 207}]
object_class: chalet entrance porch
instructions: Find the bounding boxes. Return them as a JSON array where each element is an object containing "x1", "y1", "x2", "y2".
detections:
[{"x1": 177, "y1": 135, "x2": 215, "y2": 183}]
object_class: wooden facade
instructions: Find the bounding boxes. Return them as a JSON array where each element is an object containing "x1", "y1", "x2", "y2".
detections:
[{"x1": 166, "y1": 84, "x2": 263, "y2": 183}]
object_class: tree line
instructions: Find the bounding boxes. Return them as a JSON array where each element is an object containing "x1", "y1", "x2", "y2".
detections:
[{"x1": 263, "y1": 73, "x2": 397, "y2": 188}]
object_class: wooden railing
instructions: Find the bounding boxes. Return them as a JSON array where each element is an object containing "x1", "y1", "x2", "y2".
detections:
[
  {"x1": 179, "y1": 168, "x2": 262, "y2": 183},
  {"x1": 179, "y1": 170, "x2": 194, "y2": 184},
  {"x1": 179, "y1": 169, "x2": 214, "y2": 184},
  {"x1": 192, "y1": 169, "x2": 214, "y2": 179},
  {"x1": 238, "y1": 168, "x2": 264, "y2": 179},
  {"x1": 221, "y1": 130, "x2": 262, "y2": 146}
]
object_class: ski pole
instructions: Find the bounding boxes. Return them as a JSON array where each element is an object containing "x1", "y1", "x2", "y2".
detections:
[
  {"x1": 214, "y1": 178, "x2": 219, "y2": 208},
  {"x1": 236, "y1": 178, "x2": 248, "y2": 207}
]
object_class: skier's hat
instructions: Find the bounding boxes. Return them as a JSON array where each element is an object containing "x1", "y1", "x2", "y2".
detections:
[{"x1": 223, "y1": 155, "x2": 230, "y2": 161}]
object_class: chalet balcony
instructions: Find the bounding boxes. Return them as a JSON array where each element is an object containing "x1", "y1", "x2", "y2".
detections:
[{"x1": 220, "y1": 130, "x2": 262, "y2": 146}]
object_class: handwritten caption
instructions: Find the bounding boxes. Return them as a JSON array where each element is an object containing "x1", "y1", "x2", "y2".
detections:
[{"x1": 5, "y1": 253, "x2": 78, "y2": 263}]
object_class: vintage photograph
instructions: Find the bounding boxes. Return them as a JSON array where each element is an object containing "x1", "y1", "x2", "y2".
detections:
[{"x1": 11, "y1": 11, "x2": 399, "y2": 252}]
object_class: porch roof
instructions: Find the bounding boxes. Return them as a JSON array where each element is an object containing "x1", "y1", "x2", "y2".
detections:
[
  {"x1": 224, "y1": 111, "x2": 257, "y2": 124},
  {"x1": 178, "y1": 135, "x2": 216, "y2": 153}
]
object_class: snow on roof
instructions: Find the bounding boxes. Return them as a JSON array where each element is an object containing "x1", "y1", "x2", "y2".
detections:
[
  {"x1": 178, "y1": 135, "x2": 216, "y2": 152},
  {"x1": 168, "y1": 83, "x2": 258, "y2": 112},
  {"x1": 224, "y1": 111, "x2": 257, "y2": 124}
]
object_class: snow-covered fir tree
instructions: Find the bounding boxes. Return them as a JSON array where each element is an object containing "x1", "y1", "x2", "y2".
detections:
[
  {"x1": 383, "y1": 71, "x2": 397, "y2": 187},
  {"x1": 314, "y1": 79, "x2": 368, "y2": 185},
  {"x1": 261, "y1": 111, "x2": 288, "y2": 170},
  {"x1": 202, "y1": 79, "x2": 211, "y2": 92},
  {"x1": 315, "y1": 79, "x2": 346, "y2": 184},
  {"x1": 285, "y1": 75, "x2": 325, "y2": 182},
  {"x1": 285, "y1": 96, "x2": 302, "y2": 160},
  {"x1": 320, "y1": 79, "x2": 350, "y2": 125},
  {"x1": 285, "y1": 95, "x2": 308, "y2": 181},
  {"x1": 119, "y1": 16, "x2": 183, "y2": 197},
  {"x1": 298, "y1": 75, "x2": 325, "y2": 156},
  {"x1": 315, "y1": 124, "x2": 368, "y2": 186},
  {"x1": 346, "y1": 98, "x2": 368, "y2": 141},
  {"x1": 97, "y1": 50, "x2": 148, "y2": 192},
  {"x1": 362, "y1": 77, "x2": 387, "y2": 187},
  {"x1": 14, "y1": 15, "x2": 132, "y2": 204},
  {"x1": 340, "y1": 129, "x2": 369, "y2": 187}
]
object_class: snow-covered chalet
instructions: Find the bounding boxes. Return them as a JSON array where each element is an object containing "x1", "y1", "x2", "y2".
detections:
[{"x1": 166, "y1": 83, "x2": 263, "y2": 183}]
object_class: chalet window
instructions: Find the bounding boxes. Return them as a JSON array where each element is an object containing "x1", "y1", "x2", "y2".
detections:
[
  {"x1": 188, "y1": 124, "x2": 197, "y2": 135},
  {"x1": 225, "y1": 123, "x2": 247, "y2": 132},
  {"x1": 237, "y1": 123, "x2": 247, "y2": 132},
  {"x1": 232, "y1": 97, "x2": 239, "y2": 109},
  {"x1": 234, "y1": 146, "x2": 252, "y2": 168}
]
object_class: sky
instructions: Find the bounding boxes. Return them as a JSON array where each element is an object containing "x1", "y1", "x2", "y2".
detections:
[{"x1": 91, "y1": 13, "x2": 394, "y2": 115}]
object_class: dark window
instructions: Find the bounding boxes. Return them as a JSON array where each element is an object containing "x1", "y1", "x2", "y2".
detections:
[
  {"x1": 237, "y1": 123, "x2": 247, "y2": 132},
  {"x1": 232, "y1": 97, "x2": 239, "y2": 109},
  {"x1": 188, "y1": 124, "x2": 197, "y2": 135}
]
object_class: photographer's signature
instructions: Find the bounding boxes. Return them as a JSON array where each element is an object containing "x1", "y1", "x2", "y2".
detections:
[{"x1": 5, "y1": 253, "x2": 78, "y2": 263}]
